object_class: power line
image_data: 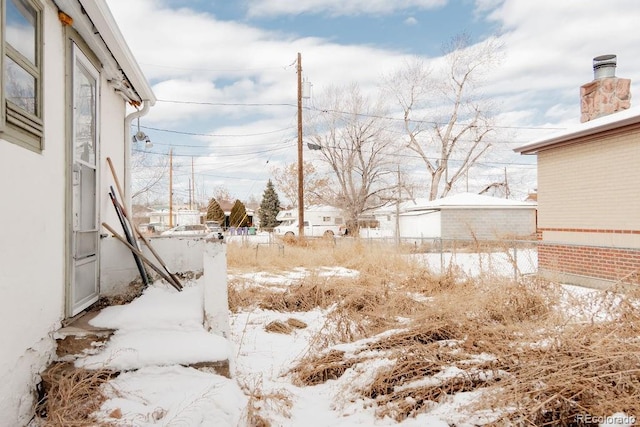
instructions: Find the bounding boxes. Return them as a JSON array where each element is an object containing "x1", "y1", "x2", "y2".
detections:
[
  {"x1": 157, "y1": 99, "x2": 296, "y2": 108},
  {"x1": 152, "y1": 98, "x2": 565, "y2": 131},
  {"x1": 133, "y1": 143, "x2": 536, "y2": 168},
  {"x1": 139, "y1": 124, "x2": 295, "y2": 138},
  {"x1": 304, "y1": 105, "x2": 567, "y2": 131},
  {"x1": 132, "y1": 143, "x2": 292, "y2": 158},
  {"x1": 140, "y1": 63, "x2": 290, "y2": 73}
]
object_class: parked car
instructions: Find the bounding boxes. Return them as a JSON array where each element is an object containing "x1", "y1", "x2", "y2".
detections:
[
  {"x1": 205, "y1": 221, "x2": 224, "y2": 233},
  {"x1": 161, "y1": 224, "x2": 210, "y2": 237},
  {"x1": 139, "y1": 222, "x2": 170, "y2": 234}
]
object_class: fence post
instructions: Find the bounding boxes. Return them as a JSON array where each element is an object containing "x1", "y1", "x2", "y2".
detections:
[
  {"x1": 203, "y1": 238, "x2": 230, "y2": 339},
  {"x1": 439, "y1": 238, "x2": 444, "y2": 273},
  {"x1": 513, "y1": 243, "x2": 518, "y2": 282}
]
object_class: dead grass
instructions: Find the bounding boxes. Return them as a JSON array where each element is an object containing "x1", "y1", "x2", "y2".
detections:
[
  {"x1": 291, "y1": 350, "x2": 356, "y2": 386},
  {"x1": 264, "y1": 320, "x2": 293, "y2": 334},
  {"x1": 230, "y1": 241, "x2": 640, "y2": 424},
  {"x1": 228, "y1": 238, "x2": 421, "y2": 275},
  {"x1": 36, "y1": 362, "x2": 116, "y2": 427},
  {"x1": 290, "y1": 281, "x2": 640, "y2": 423},
  {"x1": 238, "y1": 376, "x2": 292, "y2": 427},
  {"x1": 285, "y1": 318, "x2": 308, "y2": 329}
]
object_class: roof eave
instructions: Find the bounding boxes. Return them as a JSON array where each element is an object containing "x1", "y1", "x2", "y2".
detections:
[
  {"x1": 78, "y1": 0, "x2": 156, "y2": 105},
  {"x1": 514, "y1": 108, "x2": 640, "y2": 155}
]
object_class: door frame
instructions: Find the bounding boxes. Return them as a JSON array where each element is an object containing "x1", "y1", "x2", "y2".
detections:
[{"x1": 65, "y1": 36, "x2": 102, "y2": 317}]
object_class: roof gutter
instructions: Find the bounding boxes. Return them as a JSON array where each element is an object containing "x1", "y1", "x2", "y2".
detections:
[
  {"x1": 514, "y1": 107, "x2": 640, "y2": 155},
  {"x1": 124, "y1": 102, "x2": 151, "y2": 209}
]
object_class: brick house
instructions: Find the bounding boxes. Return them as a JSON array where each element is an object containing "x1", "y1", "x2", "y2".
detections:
[{"x1": 515, "y1": 55, "x2": 640, "y2": 288}]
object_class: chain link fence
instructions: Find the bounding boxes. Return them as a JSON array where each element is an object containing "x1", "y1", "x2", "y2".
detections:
[
  {"x1": 347, "y1": 235, "x2": 539, "y2": 281},
  {"x1": 232, "y1": 231, "x2": 539, "y2": 282}
]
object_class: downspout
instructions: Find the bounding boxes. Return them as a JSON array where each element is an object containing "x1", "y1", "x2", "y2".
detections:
[{"x1": 123, "y1": 100, "x2": 151, "y2": 211}]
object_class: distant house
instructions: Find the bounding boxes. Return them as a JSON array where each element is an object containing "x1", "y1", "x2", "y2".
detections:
[
  {"x1": 274, "y1": 205, "x2": 344, "y2": 236},
  {"x1": 398, "y1": 193, "x2": 537, "y2": 241},
  {"x1": 515, "y1": 55, "x2": 640, "y2": 288},
  {"x1": 146, "y1": 206, "x2": 202, "y2": 227},
  {"x1": 0, "y1": 1, "x2": 155, "y2": 424},
  {"x1": 276, "y1": 205, "x2": 344, "y2": 226}
]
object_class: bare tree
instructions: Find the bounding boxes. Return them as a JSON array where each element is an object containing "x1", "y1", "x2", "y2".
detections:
[
  {"x1": 131, "y1": 150, "x2": 169, "y2": 206},
  {"x1": 211, "y1": 186, "x2": 233, "y2": 206},
  {"x1": 384, "y1": 34, "x2": 502, "y2": 200},
  {"x1": 270, "y1": 161, "x2": 330, "y2": 208},
  {"x1": 306, "y1": 83, "x2": 399, "y2": 231}
]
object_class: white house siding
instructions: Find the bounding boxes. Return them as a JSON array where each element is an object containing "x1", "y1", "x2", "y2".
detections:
[
  {"x1": 399, "y1": 211, "x2": 441, "y2": 239},
  {"x1": 0, "y1": 6, "x2": 68, "y2": 424},
  {"x1": 0, "y1": 3, "x2": 144, "y2": 424}
]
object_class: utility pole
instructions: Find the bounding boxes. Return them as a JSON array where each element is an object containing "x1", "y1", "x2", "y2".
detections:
[
  {"x1": 504, "y1": 167, "x2": 510, "y2": 199},
  {"x1": 169, "y1": 148, "x2": 173, "y2": 227},
  {"x1": 297, "y1": 52, "x2": 304, "y2": 237},
  {"x1": 395, "y1": 165, "x2": 401, "y2": 246},
  {"x1": 189, "y1": 156, "x2": 194, "y2": 210}
]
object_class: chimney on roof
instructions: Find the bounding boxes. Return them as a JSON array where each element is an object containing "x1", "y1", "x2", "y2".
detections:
[{"x1": 580, "y1": 54, "x2": 631, "y2": 123}]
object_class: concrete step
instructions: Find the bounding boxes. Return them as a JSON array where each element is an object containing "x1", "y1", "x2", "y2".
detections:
[
  {"x1": 54, "y1": 311, "x2": 114, "y2": 359},
  {"x1": 54, "y1": 310, "x2": 230, "y2": 378}
]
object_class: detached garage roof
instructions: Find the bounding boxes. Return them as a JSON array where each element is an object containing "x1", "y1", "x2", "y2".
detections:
[
  {"x1": 514, "y1": 106, "x2": 640, "y2": 155},
  {"x1": 406, "y1": 193, "x2": 536, "y2": 212}
]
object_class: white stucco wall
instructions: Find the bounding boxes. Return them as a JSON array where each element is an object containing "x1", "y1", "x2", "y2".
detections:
[
  {"x1": 0, "y1": 6, "x2": 67, "y2": 424},
  {"x1": 0, "y1": 4, "x2": 132, "y2": 424},
  {"x1": 100, "y1": 236, "x2": 207, "y2": 295},
  {"x1": 399, "y1": 211, "x2": 441, "y2": 240}
]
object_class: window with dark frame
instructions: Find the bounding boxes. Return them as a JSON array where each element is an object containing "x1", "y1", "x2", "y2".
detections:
[{"x1": 1, "y1": 0, "x2": 43, "y2": 152}]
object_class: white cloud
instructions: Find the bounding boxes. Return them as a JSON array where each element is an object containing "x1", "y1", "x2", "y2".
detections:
[
  {"x1": 245, "y1": 0, "x2": 447, "y2": 17},
  {"x1": 106, "y1": 0, "x2": 640, "y2": 201},
  {"x1": 404, "y1": 17, "x2": 419, "y2": 25}
]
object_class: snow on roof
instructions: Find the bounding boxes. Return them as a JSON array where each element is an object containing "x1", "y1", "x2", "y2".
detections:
[
  {"x1": 405, "y1": 193, "x2": 536, "y2": 211},
  {"x1": 277, "y1": 205, "x2": 341, "y2": 216},
  {"x1": 371, "y1": 198, "x2": 431, "y2": 214},
  {"x1": 514, "y1": 106, "x2": 640, "y2": 155},
  {"x1": 302, "y1": 204, "x2": 342, "y2": 212}
]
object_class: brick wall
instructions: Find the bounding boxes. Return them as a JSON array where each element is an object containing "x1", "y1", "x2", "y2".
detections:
[
  {"x1": 441, "y1": 208, "x2": 536, "y2": 240},
  {"x1": 539, "y1": 243, "x2": 640, "y2": 284},
  {"x1": 538, "y1": 129, "x2": 640, "y2": 234},
  {"x1": 580, "y1": 77, "x2": 631, "y2": 123}
]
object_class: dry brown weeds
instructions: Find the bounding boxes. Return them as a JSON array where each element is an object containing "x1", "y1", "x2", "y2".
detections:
[
  {"x1": 36, "y1": 362, "x2": 115, "y2": 427},
  {"x1": 238, "y1": 376, "x2": 292, "y2": 427},
  {"x1": 285, "y1": 318, "x2": 308, "y2": 329},
  {"x1": 291, "y1": 350, "x2": 356, "y2": 386},
  {"x1": 230, "y1": 241, "x2": 640, "y2": 424},
  {"x1": 292, "y1": 281, "x2": 640, "y2": 423},
  {"x1": 264, "y1": 320, "x2": 293, "y2": 334}
]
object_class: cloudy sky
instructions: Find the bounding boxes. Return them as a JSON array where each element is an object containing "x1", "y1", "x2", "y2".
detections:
[{"x1": 105, "y1": 0, "x2": 640, "y2": 205}]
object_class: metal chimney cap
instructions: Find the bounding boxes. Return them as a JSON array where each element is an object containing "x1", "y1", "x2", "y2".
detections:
[
  {"x1": 593, "y1": 54, "x2": 617, "y2": 79},
  {"x1": 593, "y1": 54, "x2": 617, "y2": 68}
]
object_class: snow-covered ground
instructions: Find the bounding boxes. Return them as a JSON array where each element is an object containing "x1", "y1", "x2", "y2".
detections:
[{"x1": 79, "y1": 251, "x2": 634, "y2": 426}]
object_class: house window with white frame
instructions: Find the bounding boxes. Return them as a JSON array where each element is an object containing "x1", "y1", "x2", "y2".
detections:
[{"x1": 1, "y1": 0, "x2": 43, "y2": 152}]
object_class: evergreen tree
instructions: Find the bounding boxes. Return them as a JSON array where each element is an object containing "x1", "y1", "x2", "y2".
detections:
[
  {"x1": 229, "y1": 199, "x2": 249, "y2": 227},
  {"x1": 205, "y1": 198, "x2": 226, "y2": 224},
  {"x1": 258, "y1": 179, "x2": 281, "y2": 229}
]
